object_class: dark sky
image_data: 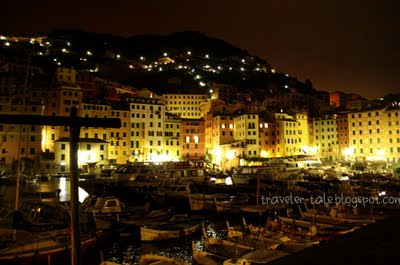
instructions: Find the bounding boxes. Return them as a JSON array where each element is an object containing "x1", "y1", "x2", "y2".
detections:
[{"x1": 1, "y1": 0, "x2": 400, "y2": 99}]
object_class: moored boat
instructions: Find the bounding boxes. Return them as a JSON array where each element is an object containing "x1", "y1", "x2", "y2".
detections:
[
  {"x1": 0, "y1": 230, "x2": 96, "y2": 264},
  {"x1": 138, "y1": 254, "x2": 189, "y2": 265},
  {"x1": 202, "y1": 227, "x2": 254, "y2": 259},
  {"x1": 192, "y1": 241, "x2": 226, "y2": 265},
  {"x1": 189, "y1": 193, "x2": 230, "y2": 211},
  {"x1": 140, "y1": 217, "x2": 201, "y2": 241}
]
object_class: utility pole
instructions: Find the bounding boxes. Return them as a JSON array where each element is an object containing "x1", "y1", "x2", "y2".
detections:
[{"x1": 0, "y1": 108, "x2": 121, "y2": 265}]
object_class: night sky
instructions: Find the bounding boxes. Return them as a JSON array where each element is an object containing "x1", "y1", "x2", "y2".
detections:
[{"x1": 1, "y1": 0, "x2": 400, "y2": 99}]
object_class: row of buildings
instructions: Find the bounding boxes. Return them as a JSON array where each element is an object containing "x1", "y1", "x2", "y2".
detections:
[{"x1": 0, "y1": 67, "x2": 399, "y2": 173}]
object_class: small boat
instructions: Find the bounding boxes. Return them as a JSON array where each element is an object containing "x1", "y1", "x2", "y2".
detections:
[
  {"x1": 235, "y1": 219, "x2": 319, "y2": 252},
  {"x1": 215, "y1": 194, "x2": 249, "y2": 214},
  {"x1": 240, "y1": 248, "x2": 289, "y2": 264},
  {"x1": 192, "y1": 241, "x2": 226, "y2": 265},
  {"x1": 202, "y1": 227, "x2": 254, "y2": 259},
  {"x1": 0, "y1": 231, "x2": 96, "y2": 264},
  {"x1": 278, "y1": 216, "x2": 357, "y2": 235},
  {"x1": 189, "y1": 193, "x2": 230, "y2": 211},
  {"x1": 298, "y1": 205, "x2": 375, "y2": 226},
  {"x1": 138, "y1": 254, "x2": 189, "y2": 265},
  {"x1": 140, "y1": 217, "x2": 201, "y2": 241}
]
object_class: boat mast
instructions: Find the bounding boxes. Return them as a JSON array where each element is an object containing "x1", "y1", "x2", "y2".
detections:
[{"x1": 14, "y1": 49, "x2": 32, "y2": 240}]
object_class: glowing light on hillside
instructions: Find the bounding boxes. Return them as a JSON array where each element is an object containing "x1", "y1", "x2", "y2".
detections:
[
  {"x1": 4, "y1": 42, "x2": 10, "y2": 46},
  {"x1": 241, "y1": 59, "x2": 245, "y2": 63},
  {"x1": 271, "y1": 69, "x2": 276, "y2": 73},
  {"x1": 195, "y1": 75, "x2": 201, "y2": 79},
  {"x1": 285, "y1": 74, "x2": 289, "y2": 77},
  {"x1": 67, "y1": 42, "x2": 71, "y2": 46},
  {"x1": 285, "y1": 85, "x2": 288, "y2": 88},
  {"x1": 140, "y1": 56, "x2": 144, "y2": 60},
  {"x1": 205, "y1": 54, "x2": 209, "y2": 58},
  {"x1": 217, "y1": 66, "x2": 221, "y2": 69},
  {"x1": 0, "y1": 36, "x2": 5, "y2": 40},
  {"x1": 209, "y1": 89, "x2": 213, "y2": 93},
  {"x1": 229, "y1": 67, "x2": 232, "y2": 70},
  {"x1": 187, "y1": 51, "x2": 191, "y2": 55},
  {"x1": 159, "y1": 67, "x2": 163, "y2": 71},
  {"x1": 255, "y1": 68, "x2": 260, "y2": 71},
  {"x1": 199, "y1": 82, "x2": 205, "y2": 87},
  {"x1": 62, "y1": 48, "x2": 67, "y2": 53},
  {"x1": 240, "y1": 67, "x2": 245, "y2": 71},
  {"x1": 204, "y1": 65, "x2": 210, "y2": 68},
  {"x1": 87, "y1": 51, "x2": 92, "y2": 56},
  {"x1": 116, "y1": 54, "x2": 121, "y2": 59},
  {"x1": 129, "y1": 65, "x2": 133, "y2": 69},
  {"x1": 163, "y1": 52, "x2": 168, "y2": 56}
]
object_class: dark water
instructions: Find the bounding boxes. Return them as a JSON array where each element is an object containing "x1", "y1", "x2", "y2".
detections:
[{"x1": 102, "y1": 218, "x2": 227, "y2": 264}]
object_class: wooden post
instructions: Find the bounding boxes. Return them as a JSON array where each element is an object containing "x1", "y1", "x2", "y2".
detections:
[{"x1": 69, "y1": 107, "x2": 81, "y2": 265}]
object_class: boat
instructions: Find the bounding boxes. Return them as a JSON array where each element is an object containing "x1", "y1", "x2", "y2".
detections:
[
  {"x1": 192, "y1": 241, "x2": 226, "y2": 265},
  {"x1": 278, "y1": 216, "x2": 357, "y2": 235},
  {"x1": 234, "y1": 219, "x2": 319, "y2": 252},
  {"x1": 140, "y1": 217, "x2": 201, "y2": 241},
  {"x1": 82, "y1": 196, "x2": 173, "y2": 231},
  {"x1": 138, "y1": 254, "x2": 189, "y2": 265},
  {"x1": 202, "y1": 227, "x2": 254, "y2": 259},
  {"x1": 0, "y1": 230, "x2": 96, "y2": 264},
  {"x1": 189, "y1": 193, "x2": 230, "y2": 211},
  {"x1": 215, "y1": 194, "x2": 249, "y2": 214},
  {"x1": 240, "y1": 248, "x2": 289, "y2": 264},
  {"x1": 299, "y1": 205, "x2": 375, "y2": 226}
]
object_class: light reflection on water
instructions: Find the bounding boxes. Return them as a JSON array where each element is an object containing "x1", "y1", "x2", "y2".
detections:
[
  {"x1": 104, "y1": 219, "x2": 226, "y2": 264},
  {"x1": 0, "y1": 177, "x2": 89, "y2": 204}
]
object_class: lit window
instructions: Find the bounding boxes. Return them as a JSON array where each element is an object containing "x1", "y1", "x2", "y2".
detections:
[
  {"x1": 186, "y1": 136, "x2": 190, "y2": 143},
  {"x1": 194, "y1": 136, "x2": 199, "y2": 143}
]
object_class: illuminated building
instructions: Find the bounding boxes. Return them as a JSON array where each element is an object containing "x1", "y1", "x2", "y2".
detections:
[
  {"x1": 274, "y1": 112, "x2": 309, "y2": 157},
  {"x1": 182, "y1": 118, "x2": 205, "y2": 160},
  {"x1": 310, "y1": 116, "x2": 339, "y2": 161},
  {"x1": 163, "y1": 93, "x2": 207, "y2": 118},
  {"x1": 259, "y1": 121, "x2": 276, "y2": 158},
  {"x1": 348, "y1": 106, "x2": 400, "y2": 162},
  {"x1": 163, "y1": 113, "x2": 182, "y2": 161},
  {"x1": 105, "y1": 107, "x2": 130, "y2": 165},
  {"x1": 337, "y1": 112, "x2": 349, "y2": 158},
  {"x1": 54, "y1": 137, "x2": 108, "y2": 172},
  {"x1": 127, "y1": 92, "x2": 165, "y2": 162},
  {"x1": 233, "y1": 114, "x2": 260, "y2": 158}
]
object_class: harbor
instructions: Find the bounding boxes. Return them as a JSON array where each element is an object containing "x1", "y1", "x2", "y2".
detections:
[{"x1": 1, "y1": 160, "x2": 400, "y2": 264}]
